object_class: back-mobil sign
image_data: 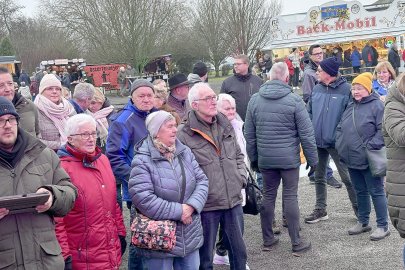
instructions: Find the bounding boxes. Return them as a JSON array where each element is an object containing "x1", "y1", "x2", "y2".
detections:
[
  {"x1": 266, "y1": 0, "x2": 405, "y2": 49},
  {"x1": 297, "y1": 17, "x2": 376, "y2": 35}
]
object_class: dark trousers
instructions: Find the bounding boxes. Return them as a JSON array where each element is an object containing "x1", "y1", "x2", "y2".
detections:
[
  {"x1": 353, "y1": 66, "x2": 361, "y2": 73},
  {"x1": 260, "y1": 168, "x2": 301, "y2": 245},
  {"x1": 200, "y1": 205, "x2": 247, "y2": 270},
  {"x1": 314, "y1": 147, "x2": 357, "y2": 212},
  {"x1": 128, "y1": 205, "x2": 145, "y2": 269},
  {"x1": 293, "y1": 67, "x2": 300, "y2": 87}
]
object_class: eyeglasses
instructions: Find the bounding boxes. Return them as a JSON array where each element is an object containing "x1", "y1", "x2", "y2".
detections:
[
  {"x1": 196, "y1": 95, "x2": 217, "y2": 103},
  {"x1": 0, "y1": 117, "x2": 18, "y2": 127},
  {"x1": 70, "y1": 132, "x2": 97, "y2": 140},
  {"x1": 311, "y1": 52, "x2": 323, "y2": 56}
]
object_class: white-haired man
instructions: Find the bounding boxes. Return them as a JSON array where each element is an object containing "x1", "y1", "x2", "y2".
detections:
[
  {"x1": 244, "y1": 62, "x2": 317, "y2": 253},
  {"x1": 177, "y1": 83, "x2": 248, "y2": 270},
  {"x1": 70, "y1": 83, "x2": 95, "y2": 114}
]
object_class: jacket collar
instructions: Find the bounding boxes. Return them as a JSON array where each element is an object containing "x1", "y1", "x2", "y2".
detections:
[
  {"x1": 182, "y1": 110, "x2": 233, "y2": 137},
  {"x1": 123, "y1": 99, "x2": 157, "y2": 118},
  {"x1": 135, "y1": 136, "x2": 187, "y2": 160}
]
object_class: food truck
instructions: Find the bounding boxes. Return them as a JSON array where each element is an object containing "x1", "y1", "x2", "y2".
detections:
[
  {"x1": 0, "y1": 56, "x2": 21, "y2": 80},
  {"x1": 264, "y1": 0, "x2": 405, "y2": 64}
]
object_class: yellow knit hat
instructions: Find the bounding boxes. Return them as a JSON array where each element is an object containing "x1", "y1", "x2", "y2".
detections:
[{"x1": 352, "y1": 72, "x2": 373, "y2": 93}]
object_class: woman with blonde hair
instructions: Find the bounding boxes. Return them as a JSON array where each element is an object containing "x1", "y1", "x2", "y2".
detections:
[
  {"x1": 372, "y1": 61, "x2": 396, "y2": 102},
  {"x1": 87, "y1": 87, "x2": 114, "y2": 150},
  {"x1": 34, "y1": 73, "x2": 75, "y2": 151}
]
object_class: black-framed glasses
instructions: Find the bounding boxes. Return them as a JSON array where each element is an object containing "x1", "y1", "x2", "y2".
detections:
[
  {"x1": 311, "y1": 52, "x2": 323, "y2": 56},
  {"x1": 196, "y1": 95, "x2": 217, "y2": 103},
  {"x1": 70, "y1": 132, "x2": 97, "y2": 140},
  {"x1": 0, "y1": 117, "x2": 18, "y2": 127}
]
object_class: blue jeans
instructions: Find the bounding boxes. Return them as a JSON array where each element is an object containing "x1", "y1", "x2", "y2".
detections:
[
  {"x1": 200, "y1": 205, "x2": 247, "y2": 270},
  {"x1": 145, "y1": 249, "x2": 199, "y2": 270},
  {"x1": 348, "y1": 168, "x2": 388, "y2": 228}
]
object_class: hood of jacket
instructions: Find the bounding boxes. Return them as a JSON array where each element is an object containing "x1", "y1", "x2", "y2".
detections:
[
  {"x1": 259, "y1": 80, "x2": 292, "y2": 100},
  {"x1": 388, "y1": 83, "x2": 405, "y2": 104},
  {"x1": 187, "y1": 73, "x2": 203, "y2": 85}
]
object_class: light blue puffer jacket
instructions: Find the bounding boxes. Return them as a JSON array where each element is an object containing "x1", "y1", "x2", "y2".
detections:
[{"x1": 128, "y1": 136, "x2": 208, "y2": 258}]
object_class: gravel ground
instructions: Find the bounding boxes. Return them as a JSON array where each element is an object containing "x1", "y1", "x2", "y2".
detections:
[{"x1": 107, "y1": 82, "x2": 403, "y2": 270}]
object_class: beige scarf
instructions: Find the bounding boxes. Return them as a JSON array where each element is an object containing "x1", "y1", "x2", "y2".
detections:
[
  {"x1": 34, "y1": 94, "x2": 75, "y2": 144},
  {"x1": 87, "y1": 105, "x2": 114, "y2": 146},
  {"x1": 153, "y1": 138, "x2": 176, "y2": 162}
]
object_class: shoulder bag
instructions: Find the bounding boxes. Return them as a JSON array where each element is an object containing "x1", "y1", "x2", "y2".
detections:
[
  {"x1": 352, "y1": 106, "x2": 387, "y2": 177},
  {"x1": 130, "y1": 157, "x2": 187, "y2": 251}
]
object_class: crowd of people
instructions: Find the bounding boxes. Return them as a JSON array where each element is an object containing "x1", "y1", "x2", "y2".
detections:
[{"x1": 0, "y1": 43, "x2": 404, "y2": 270}]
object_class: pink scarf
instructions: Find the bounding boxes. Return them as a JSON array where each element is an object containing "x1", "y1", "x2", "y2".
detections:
[
  {"x1": 34, "y1": 94, "x2": 75, "y2": 144},
  {"x1": 87, "y1": 105, "x2": 114, "y2": 146}
]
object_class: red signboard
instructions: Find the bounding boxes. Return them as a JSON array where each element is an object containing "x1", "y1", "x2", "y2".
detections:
[{"x1": 83, "y1": 64, "x2": 124, "y2": 89}]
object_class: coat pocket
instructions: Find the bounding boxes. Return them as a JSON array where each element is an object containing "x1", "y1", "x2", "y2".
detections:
[
  {"x1": 0, "y1": 249, "x2": 16, "y2": 269},
  {"x1": 39, "y1": 240, "x2": 64, "y2": 269}
]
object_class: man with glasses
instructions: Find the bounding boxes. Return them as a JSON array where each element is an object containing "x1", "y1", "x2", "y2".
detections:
[
  {"x1": 220, "y1": 54, "x2": 262, "y2": 121},
  {"x1": 69, "y1": 82, "x2": 95, "y2": 114},
  {"x1": 177, "y1": 82, "x2": 248, "y2": 270},
  {"x1": 106, "y1": 79, "x2": 157, "y2": 270},
  {"x1": 0, "y1": 96, "x2": 77, "y2": 269},
  {"x1": 0, "y1": 67, "x2": 40, "y2": 137},
  {"x1": 301, "y1": 45, "x2": 339, "y2": 188},
  {"x1": 167, "y1": 73, "x2": 191, "y2": 120},
  {"x1": 305, "y1": 57, "x2": 358, "y2": 224}
]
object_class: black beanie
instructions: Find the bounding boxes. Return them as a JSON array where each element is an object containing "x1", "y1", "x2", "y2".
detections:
[
  {"x1": 319, "y1": 57, "x2": 340, "y2": 77},
  {"x1": 193, "y1": 62, "x2": 208, "y2": 77},
  {"x1": 0, "y1": 96, "x2": 19, "y2": 118}
]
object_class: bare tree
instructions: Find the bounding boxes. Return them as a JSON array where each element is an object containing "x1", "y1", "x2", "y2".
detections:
[
  {"x1": 0, "y1": 0, "x2": 23, "y2": 36},
  {"x1": 223, "y1": 0, "x2": 281, "y2": 58},
  {"x1": 193, "y1": 0, "x2": 232, "y2": 77},
  {"x1": 42, "y1": 0, "x2": 188, "y2": 72}
]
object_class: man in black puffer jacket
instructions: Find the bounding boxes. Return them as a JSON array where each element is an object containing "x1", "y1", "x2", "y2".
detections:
[
  {"x1": 245, "y1": 62, "x2": 318, "y2": 253},
  {"x1": 220, "y1": 54, "x2": 262, "y2": 121}
]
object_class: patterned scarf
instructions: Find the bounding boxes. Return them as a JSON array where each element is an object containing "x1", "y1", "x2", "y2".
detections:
[
  {"x1": 377, "y1": 79, "x2": 395, "y2": 92},
  {"x1": 34, "y1": 94, "x2": 75, "y2": 144},
  {"x1": 153, "y1": 138, "x2": 176, "y2": 162},
  {"x1": 87, "y1": 105, "x2": 114, "y2": 147}
]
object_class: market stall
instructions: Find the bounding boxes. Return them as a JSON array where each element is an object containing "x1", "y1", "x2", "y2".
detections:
[{"x1": 264, "y1": 0, "x2": 405, "y2": 64}]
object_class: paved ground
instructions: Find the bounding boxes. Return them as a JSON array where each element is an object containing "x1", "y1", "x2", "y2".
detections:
[{"x1": 108, "y1": 79, "x2": 404, "y2": 270}]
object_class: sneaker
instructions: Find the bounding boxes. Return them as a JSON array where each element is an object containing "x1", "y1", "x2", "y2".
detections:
[
  {"x1": 309, "y1": 175, "x2": 315, "y2": 184},
  {"x1": 213, "y1": 253, "x2": 230, "y2": 265},
  {"x1": 326, "y1": 176, "x2": 342, "y2": 188},
  {"x1": 273, "y1": 220, "x2": 281, "y2": 234},
  {"x1": 348, "y1": 222, "x2": 372, "y2": 235},
  {"x1": 262, "y1": 237, "x2": 280, "y2": 251},
  {"x1": 370, "y1": 227, "x2": 390, "y2": 241},
  {"x1": 292, "y1": 240, "x2": 311, "y2": 253},
  {"x1": 304, "y1": 209, "x2": 329, "y2": 224}
]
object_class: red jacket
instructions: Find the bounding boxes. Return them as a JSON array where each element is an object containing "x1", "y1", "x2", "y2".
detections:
[
  {"x1": 55, "y1": 145, "x2": 126, "y2": 269},
  {"x1": 285, "y1": 58, "x2": 294, "y2": 75}
]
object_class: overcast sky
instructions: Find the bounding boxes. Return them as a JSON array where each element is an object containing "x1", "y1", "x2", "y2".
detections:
[{"x1": 16, "y1": 0, "x2": 378, "y2": 17}]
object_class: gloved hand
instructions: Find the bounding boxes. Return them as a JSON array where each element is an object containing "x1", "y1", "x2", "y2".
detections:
[
  {"x1": 250, "y1": 160, "x2": 259, "y2": 172},
  {"x1": 308, "y1": 165, "x2": 317, "y2": 176},
  {"x1": 119, "y1": 235, "x2": 127, "y2": 255}
]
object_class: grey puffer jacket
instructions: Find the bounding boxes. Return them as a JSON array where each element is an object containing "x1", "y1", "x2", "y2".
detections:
[
  {"x1": 244, "y1": 80, "x2": 318, "y2": 169},
  {"x1": 383, "y1": 84, "x2": 405, "y2": 238},
  {"x1": 128, "y1": 136, "x2": 208, "y2": 258}
]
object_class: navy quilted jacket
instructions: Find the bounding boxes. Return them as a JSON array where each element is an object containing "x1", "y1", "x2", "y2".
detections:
[{"x1": 128, "y1": 136, "x2": 208, "y2": 258}]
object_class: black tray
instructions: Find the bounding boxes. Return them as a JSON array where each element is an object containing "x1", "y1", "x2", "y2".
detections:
[{"x1": 0, "y1": 192, "x2": 50, "y2": 214}]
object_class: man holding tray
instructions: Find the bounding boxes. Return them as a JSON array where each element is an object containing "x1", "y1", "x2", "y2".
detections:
[{"x1": 0, "y1": 96, "x2": 77, "y2": 269}]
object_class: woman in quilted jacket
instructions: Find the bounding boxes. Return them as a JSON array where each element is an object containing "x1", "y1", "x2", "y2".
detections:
[
  {"x1": 55, "y1": 114, "x2": 126, "y2": 270},
  {"x1": 129, "y1": 110, "x2": 208, "y2": 270}
]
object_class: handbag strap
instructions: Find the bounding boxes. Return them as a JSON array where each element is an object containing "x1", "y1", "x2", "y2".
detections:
[
  {"x1": 351, "y1": 105, "x2": 366, "y2": 147},
  {"x1": 178, "y1": 157, "x2": 187, "y2": 203}
]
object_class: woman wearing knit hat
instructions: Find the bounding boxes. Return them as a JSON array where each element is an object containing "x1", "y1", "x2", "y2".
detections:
[
  {"x1": 34, "y1": 73, "x2": 76, "y2": 151},
  {"x1": 87, "y1": 88, "x2": 114, "y2": 152},
  {"x1": 128, "y1": 110, "x2": 208, "y2": 270},
  {"x1": 372, "y1": 61, "x2": 396, "y2": 102},
  {"x1": 336, "y1": 72, "x2": 389, "y2": 241}
]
